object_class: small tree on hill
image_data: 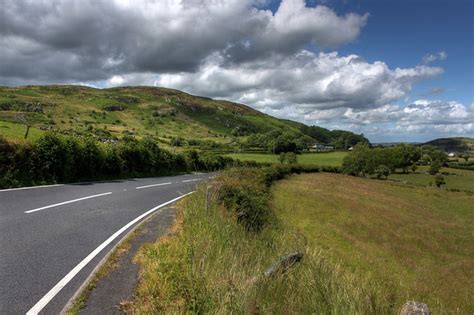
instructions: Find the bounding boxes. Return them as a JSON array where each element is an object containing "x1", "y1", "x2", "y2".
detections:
[
  {"x1": 462, "y1": 154, "x2": 470, "y2": 162},
  {"x1": 14, "y1": 113, "x2": 31, "y2": 139}
]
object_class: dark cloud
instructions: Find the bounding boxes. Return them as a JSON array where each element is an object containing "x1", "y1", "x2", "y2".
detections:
[{"x1": 0, "y1": 0, "x2": 367, "y2": 84}]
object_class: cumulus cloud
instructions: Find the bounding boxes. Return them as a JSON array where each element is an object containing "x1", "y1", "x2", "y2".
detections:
[
  {"x1": 1, "y1": 0, "x2": 464, "y2": 140},
  {"x1": 0, "y1": 0, "x2": 367, "y2": 84},
  {"x1": 156, "y1": 50, "x2": 443, "y2": 112},
  {"x1": 422, "y1": 51, "x2": 448, "y2": 64},
  {"x1": 312, "y1": 99, "x2": 474, "y2": 137}
]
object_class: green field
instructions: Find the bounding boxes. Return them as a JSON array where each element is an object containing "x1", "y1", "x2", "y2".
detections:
[
  {"x1": 272, "y1": 172, "x2": 474, "y2": 313},
  {"x1": 388, "y1": 167, "x2": 474, "y2": 192},
  {"x1": 226, "y1": 151, "x2": 347, "y2": 166}
]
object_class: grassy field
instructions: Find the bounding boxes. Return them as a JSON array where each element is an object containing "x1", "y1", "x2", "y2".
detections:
[
  {"x1": 388, "y1": 167, "x2": 474, "y2": 192},
  {"x1": 126, "y1": 167, "x2": 474, "y2": 313},
  {"x1": 0, "y1": 120, "x2": 44, "y2": 141},
  {"x1": 227, "y1": 151, "x2": 347, "y2": 166},
  {"x1": 272, "y1": 173, "x2": 474, "y2": 313}
]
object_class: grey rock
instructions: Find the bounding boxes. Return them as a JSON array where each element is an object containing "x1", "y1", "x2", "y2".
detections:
[{"x1": 400, "y1": 301, "x2": 431, "y2": 315}]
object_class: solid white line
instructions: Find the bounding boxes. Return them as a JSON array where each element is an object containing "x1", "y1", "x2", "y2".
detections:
[
  {"x1": 0, "y1": 184, "x2": 64, "y2": 193},
  {"x1": 182, "y1": 178, "x2": 202, "y2": 183},
  {"x1": 26, "y1": 192, "x2": 194, "y2": 315},
  {"x1": 135, "y1": 182, "x2": 172, "y2": 190},
  {"x1": 24, "y1": 192, "x2": 113, "y2": 214}
]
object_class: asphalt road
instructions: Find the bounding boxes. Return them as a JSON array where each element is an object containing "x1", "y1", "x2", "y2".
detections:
[{"x1": 0, "y1": 173, "x2": 212, "y2": 314}]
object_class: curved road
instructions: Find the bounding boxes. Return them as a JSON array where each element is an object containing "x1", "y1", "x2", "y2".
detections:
[{"x1": 0, "y1": 173, "x2": 211, "y2": 314}]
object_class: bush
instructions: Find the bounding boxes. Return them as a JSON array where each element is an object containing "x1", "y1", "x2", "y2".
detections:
[
  {"x1": 374, "y1": 165, "x2": 391, "y2": 179},
  {"x1": 286, "y1": 152, "x2": 298, "y2": 164},
  {"x1": 429, "y1": 160, "x2": 442, "y2": 175},
  {"x1": 435, "y1": 175, "x2": 446, "y2": 188}
]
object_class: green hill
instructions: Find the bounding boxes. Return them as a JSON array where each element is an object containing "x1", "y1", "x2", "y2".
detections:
[
  {"x1": 423, "y1": 137, "x2": 474, "y2": 153},
  {"x1": 0, "y1": 85, "x2": 367, "y2": 151}
]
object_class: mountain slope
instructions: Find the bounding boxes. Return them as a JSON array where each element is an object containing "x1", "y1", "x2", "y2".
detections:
[
  {"x1": 0, "y1": 85, "x2": 304, "y2": 142},
  {"x1": 0, "y1": 85, "x2": 369, "y2": 151}
]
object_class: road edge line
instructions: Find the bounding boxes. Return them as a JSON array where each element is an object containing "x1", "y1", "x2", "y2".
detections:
[
  {"x1": 58, "y1": 192, "x2": 193, "y2": 315},
  {"x1": 0, "y1": 184, "x2": 64, "y2": 193},
  {"x1": 27, "y1": 192, "x2": 194, "y2": 315}
]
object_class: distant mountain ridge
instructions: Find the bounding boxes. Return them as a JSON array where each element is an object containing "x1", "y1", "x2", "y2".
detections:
[{"x1": 422, "y1": 137, "x2": 474, "y2": 152}]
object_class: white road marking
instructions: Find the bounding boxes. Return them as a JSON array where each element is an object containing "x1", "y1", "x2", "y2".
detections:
[
  {"x1": 135, "y1": 182, "x2": 172, "y2": 190},
  {"x1": 24, "y1": 192, "x2": 113, "y2": 214},
  {"x1": 26, "y1": 192, "x2": 194, "y2": 315},
  {"x1": 182, "y1": 178, "x2": 202, "y2": 183},
  {"x1": 0, "y1": 184, "x2": 64, "y2": 193}
]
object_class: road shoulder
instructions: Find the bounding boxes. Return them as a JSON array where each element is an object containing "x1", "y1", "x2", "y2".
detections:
[{"x1": 65, "y1": 205, "x2": 177, "y2": 314}]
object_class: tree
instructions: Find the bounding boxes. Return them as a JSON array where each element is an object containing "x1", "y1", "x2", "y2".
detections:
[
  {"x1": 278, "y1": 152, "x2": 286, "y2": 164},
  {"x1": 342, "y1": 143, "x2": 375, "y2": 176},
  {"x1": 286, "y1": 152, "x2": 297, "y2": 164},
  {"x1": 462, "y1": 154, "x2": 470, "y2": 162},
  {"x1": 435, "y1": 175, "x2": 445, "y2": 188},
  {"x1": 429, "y1": 159, "x2": 442, "y2": 175},
  {"x1": 374, "y1": 165, "x2": 391, "y2": 179}
]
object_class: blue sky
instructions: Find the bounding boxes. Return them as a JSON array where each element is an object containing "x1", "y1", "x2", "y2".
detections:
[
  {"x1": 331, "y1": 0, "x2": 473, "y2": 105},
  {"x1": 1, "y1": 0, "x2": 473, "y2": 142}
]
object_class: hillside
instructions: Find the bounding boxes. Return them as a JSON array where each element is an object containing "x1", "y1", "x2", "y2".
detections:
[
  {"x1": 0, "y1": 85, "x2": 302, "y2": 143},
  {"x1": 422, "y1": 137, "x2": 474, "y2": 153},
  {"x1": 0, "y1": 85, "x2": 367, "y2": 151}
]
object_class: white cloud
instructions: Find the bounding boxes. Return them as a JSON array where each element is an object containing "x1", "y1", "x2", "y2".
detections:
[
  {"x1": 154, "y1": 50, "x2": 443, "y2": 115},
  {"x1": 422, "y1": 51, "x2": 448, "y2": 64},
  {"x1": 312, "y1": 99, "x2": 474, "y2": 137}
]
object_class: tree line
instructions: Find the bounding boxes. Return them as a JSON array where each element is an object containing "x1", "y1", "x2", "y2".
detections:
[{"x1": 342, "y1": 143, "x2": 447, "y2": 178}]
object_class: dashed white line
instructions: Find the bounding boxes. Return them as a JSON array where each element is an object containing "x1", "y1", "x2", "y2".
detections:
[
  {"x1": 182, "y1": 178, "x2": 202, "y2": 183},
  {"x1": 0, "y1": 184, "x2": 64, "y2": 193},
  {"x1": 24, "y1": 192, "x2": 113, "y2": 214},
  {"x1": 135, "y1": 182, "x2": 172, "y2": 190},
  {"x1": 26, "y1": 192, "x2": 194, "y2": 315}
]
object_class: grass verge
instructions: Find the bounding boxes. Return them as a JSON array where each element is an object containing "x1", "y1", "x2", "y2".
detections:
[{"x1": 127, "y1": 167, "x2": 401, "y2": 313}]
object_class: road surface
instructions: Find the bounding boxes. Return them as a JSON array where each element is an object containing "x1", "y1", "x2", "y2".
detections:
[{"x1": 0, "y1": 173, "x2": 211, "y2": 314}]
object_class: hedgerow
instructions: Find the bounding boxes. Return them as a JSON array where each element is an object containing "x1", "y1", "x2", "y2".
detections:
[{"x1": 0, "y1": 133, "x2": 239, "y2": 188}]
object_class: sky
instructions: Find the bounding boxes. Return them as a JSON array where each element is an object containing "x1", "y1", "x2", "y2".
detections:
[{"x1": 1, "y1": 0, "x2": 472, "y2": 142}]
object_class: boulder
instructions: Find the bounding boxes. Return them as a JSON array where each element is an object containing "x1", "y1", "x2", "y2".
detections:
[{"x1": 400, "y1": 301, "x2": 431, "y2": 315}]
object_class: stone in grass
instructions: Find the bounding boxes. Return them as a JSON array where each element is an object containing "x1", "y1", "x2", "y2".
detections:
[
  {"x1": 264, "y1": 251, "x2": 304, "y2": 277},
  {"x1": 400, "y1": 301, "x2": 431, "y2": 315}
]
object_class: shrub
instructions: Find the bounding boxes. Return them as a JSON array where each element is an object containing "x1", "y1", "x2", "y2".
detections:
[
  {"x1": 374, "y1": 165, "x2": 391, "y2": 179},
  {"x1": 429, "y1": 160, "x2": 442, "y2": 175},
  {"x1": 286, "y1": 152, "x2": 298, "y2": 164},
  {"x1": 435, "y1": 175, "x2": 446, "y2": 188}
]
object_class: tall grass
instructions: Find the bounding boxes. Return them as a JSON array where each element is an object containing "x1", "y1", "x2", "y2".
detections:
[{"x1": 128, "y1": 168, "x2": 397, "y2": 314}]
